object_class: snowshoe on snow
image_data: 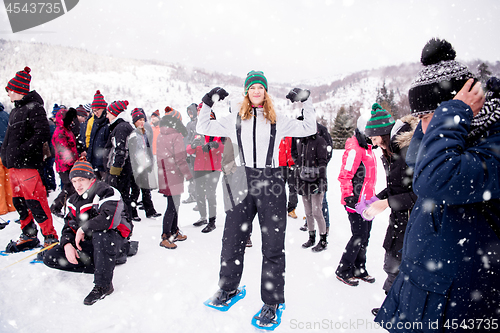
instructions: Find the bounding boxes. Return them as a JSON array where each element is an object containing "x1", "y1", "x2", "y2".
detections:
[
  {"x1": 3, "y1": 233, "x2": 40, "y2": 253},
  {"x1": 204, "y1": 286, "x2": 246, "y2": 311},
  {"x1": 251, "y1": 303, "x2": 285, "y2": 330}
]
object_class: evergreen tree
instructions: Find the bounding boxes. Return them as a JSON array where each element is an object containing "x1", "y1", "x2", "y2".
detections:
[
  {"x1": 376, "y1": 81, "x2": 399, "y2": 119},
  {"x1": 330, "y1": 106, "x2": 355, "y2": 149},
  {"x1": 477, "y1": 62, "x2": 492, "y2": 84}
]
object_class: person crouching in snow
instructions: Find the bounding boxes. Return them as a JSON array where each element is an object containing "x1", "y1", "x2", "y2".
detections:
[{"x1": 43, "y1": 159, "x2": 132, "y2": 305}]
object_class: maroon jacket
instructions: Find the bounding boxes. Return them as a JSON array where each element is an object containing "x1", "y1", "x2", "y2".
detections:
[{"x1": 157, "y1": 126, "x2": 192, "y2": 196}]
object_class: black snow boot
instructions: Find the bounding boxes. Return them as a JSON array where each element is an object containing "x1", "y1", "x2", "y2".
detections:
[
  {"x1": 193, "y1": 218, "x2": 207, "y2": 227},
  {"x1": 302, "y1": 231, "x2": 316, "y2": 248},
  {"x1": 83, "y1": 283, "x2": 114, "y2": 305},
  {"x1": 312, "y1": 234, "x2": 327, "y2": 252},
  {"x1": 202, "y1": 217, "x2": 216, "y2": 233}
]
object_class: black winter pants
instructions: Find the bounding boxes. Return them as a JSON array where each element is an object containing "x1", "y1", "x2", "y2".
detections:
[
  {"x1": 52, "y1": 171, "x2": 76, "y2": 212},
  {"x1": 219, "y1": 167, "x2": 287, "y2": 305},
  {"x1": 130, "y1": 179, "x2": 156, "y2": 216},
  {"x1": 336, "y1": 209, "x2": 373, "y2": 278},
  {"x1": 280, "y1": 166, "x2": 298, "y2": 213},
  {"x1": 43, "y1": 229, "x2": 124, "y2": 287},
  {"x1": 162, "y1": 195, "x2": 180, "y2": 236}
]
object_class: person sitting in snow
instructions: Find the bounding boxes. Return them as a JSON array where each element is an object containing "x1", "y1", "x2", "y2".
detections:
[{"x1": 43, "y1": 159, "x2": 133, "y2": 305}]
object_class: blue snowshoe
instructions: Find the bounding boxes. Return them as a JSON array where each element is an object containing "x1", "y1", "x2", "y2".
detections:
[
  {"x1": 204, "y1": 286, "x2": 246, "y2": 311},
  {"x1": 251, "y1": 303, "x2": 285, "y2": 331}
]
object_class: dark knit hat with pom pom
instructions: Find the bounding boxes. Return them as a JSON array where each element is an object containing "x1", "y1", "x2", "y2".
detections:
[
  {"x1": 365, "y1": 103, "x2": 395, "y2": 137},
  {"x1": 6, "y1": 66, "x2": 31, "y2": 95},
  {"x1": 131, "y1": 108, "x2": 146, "y2": 124},
  {"x1": 408, "y1": 38, "x2": 475, "y2": 116},
  {"x1": 107, "y1": 100, "x2": 129, "y2": 117},
  {"x1": 91, "y1": 90, "x2": 107, "y2": 110}
]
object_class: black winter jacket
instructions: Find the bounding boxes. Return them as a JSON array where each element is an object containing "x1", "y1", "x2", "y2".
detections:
[
  {"x1": 0, "y1": 91, "x2": 50, "y2": 169},
  {"x1": 87, "y1": 113, "x2": 110, "y2": 172},
  {"x1": 61, "y1": 180, "x2": 132, "y2": 247},
  {"x1": 295, "y1": 134, "x2": 328, "y2": 196},
  {"x1": 105, "y1": 118, "x2": 134, "y2": 176},
  {"x1": 376, "y1": 117, "x2": 418, "y2": 256}
]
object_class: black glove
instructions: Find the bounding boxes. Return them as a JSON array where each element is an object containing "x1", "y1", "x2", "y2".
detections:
[
  {"x1": 202, "y1": 141, "x2": 219, "y2": 153},
  {"x1": 191, "y1": 136, "x2": 203, "y2": 149},
  {"x1": 344, "y1": 195, "x2": 357, "y2": 209},
  {"x1": 107, "y1": 174, "x2": 119, "y2": 188},
  {"x1": 209, "y1": 141, "x2": 219, "y2": 149},
  {"x1": 286, "y1": 88, "x2": 310, "y2": 103},
  {"x1": 202, "y1": 87, "x2": 229, "y2": 108}
]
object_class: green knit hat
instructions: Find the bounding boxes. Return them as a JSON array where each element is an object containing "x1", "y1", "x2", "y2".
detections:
[
  {"x1": 244, "y1": 70, "x2": 268, "y2": 94},
  {"x1": 364, "y1": 103, "x2": 395, "y2": 137}
]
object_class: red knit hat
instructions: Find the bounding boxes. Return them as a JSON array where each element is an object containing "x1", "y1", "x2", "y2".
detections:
[
  {"x1": 165, "y1": 106, "x2": 182, "y2": 121},
  {"x1": 6, "y1": 66, "x2": 31, "y2": 95},
  {"x1": 151, "y1": 109, "x2": 160, "y2": 118},
  {"x1": 107, "y1": 100, "x2": 129, "y2": 117},
  {"x1": 91, "y1": 90, "x2": 107, "y2": 109}
]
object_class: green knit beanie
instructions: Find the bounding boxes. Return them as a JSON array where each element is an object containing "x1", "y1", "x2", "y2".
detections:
[
  {"x1": 364, "y1": 103, "x2": 395, "y2": 137},
  {"x1": 244, "y1": 70, "x2": 268, "y2": 94}
]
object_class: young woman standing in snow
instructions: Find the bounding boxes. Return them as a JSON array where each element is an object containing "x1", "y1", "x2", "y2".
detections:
[
  {"x1": 358, "y1": 104, "x2": 417, "y2": 315},
  {"x1": 336, "y1": 116, "x2": 377, "y2": 287},
  {"x1": 197, "y1": 71, "x2": 316, "y2": 328},
  {"x1": 156, "y1": 109, "x2": 192, "y2": 249},
  {"x1": 295, "y1": 129, "x2": 328, "y2": 252}
]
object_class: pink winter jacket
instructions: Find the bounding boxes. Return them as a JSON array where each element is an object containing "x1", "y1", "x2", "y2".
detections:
[
  {"x1": 157, "y1": 126, "x2": 192, "y2": 196},
  {"x1": 338, "y1": 135, "x2": 377, "y2": 211},
  {"x1": 186, "y1": 136, "x2": 224, "y2": 171},
  {"x1": 52, "y1": 109, "x2": 78, "y2": 173}
]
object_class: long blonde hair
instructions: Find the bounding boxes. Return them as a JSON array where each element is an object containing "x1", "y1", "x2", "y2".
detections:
[{"x1": 239, "y1": 90, "x2": 277, "y2": 124}]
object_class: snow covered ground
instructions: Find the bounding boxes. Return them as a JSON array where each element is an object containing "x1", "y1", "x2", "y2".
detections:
[{"x1": 0, "y1": 149, "x2": 392, "y2": 333}]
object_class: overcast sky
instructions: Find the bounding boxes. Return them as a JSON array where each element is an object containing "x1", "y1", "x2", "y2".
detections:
[{"x1": 1, "y1": 0, "x2": 499, "y2": 82}]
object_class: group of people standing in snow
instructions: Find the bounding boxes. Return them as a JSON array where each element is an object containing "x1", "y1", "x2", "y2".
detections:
[
  {"x1": 336, "y1": 37, "x2": 500, "y2": 333},
  {"x1": 1, "y1": 36, "x2": 499, "y2": 331}
]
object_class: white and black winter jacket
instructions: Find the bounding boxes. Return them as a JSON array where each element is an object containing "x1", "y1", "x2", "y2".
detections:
[{"x1": 196, "y1": 99, "x2": 316, "y2": 169}]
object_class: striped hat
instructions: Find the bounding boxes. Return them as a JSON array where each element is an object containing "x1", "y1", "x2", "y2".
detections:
[
  {"x1": 364, "y1": 103, "x2": 395, "y2": 137},
  {"x1": 76, "y1": 105, "x2": 88, "y2": 117},
  {"x1": 131, "y1": 108, "x2": 146, "y2": 123},
  {"x1": 165, "y1": 106, "x2": 182, "y2": 121},
  {"x1": 69, "y1": 159, "x2": 95, "y2": 180},
  {"x1": 108, "y1": 100, "x2": 129, "y2": 117},
  {"x1": 91, "y1": 90, "x2": 107, "y2": 109},
  {"x1": 52, "y1": 104, "x2": 60, "y2": 117},
  {"x1": 6, "y1": 67, "x2": 31, "y2": 95},
  {"x1": 244, "y1": 70, "x2": 268, "y2": 94},
  {"x1": 151, "y1": 109, "x2": 160, "y2": 118},
  {"x1": 83, "y1": 103, "x2": 92, "y2": 112}
]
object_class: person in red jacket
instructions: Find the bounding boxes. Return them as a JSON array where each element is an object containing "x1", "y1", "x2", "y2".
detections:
[
  {"x1": 336, "y1": 116, "x2": 378, "y2": 286},
  {"x1": 50, "y1": 107, "x2": 79, "y2": 218},
  {"x1": 278, "y1": 137, "x2": 298, "y2": 219},
  {"x1": 187, "y1": 110, "x2": 224, "y2": 233}
]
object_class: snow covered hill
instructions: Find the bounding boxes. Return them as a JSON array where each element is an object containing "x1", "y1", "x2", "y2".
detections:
[{"x1": 1, "y1": 38, "x2": 498, "y2": 129}]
